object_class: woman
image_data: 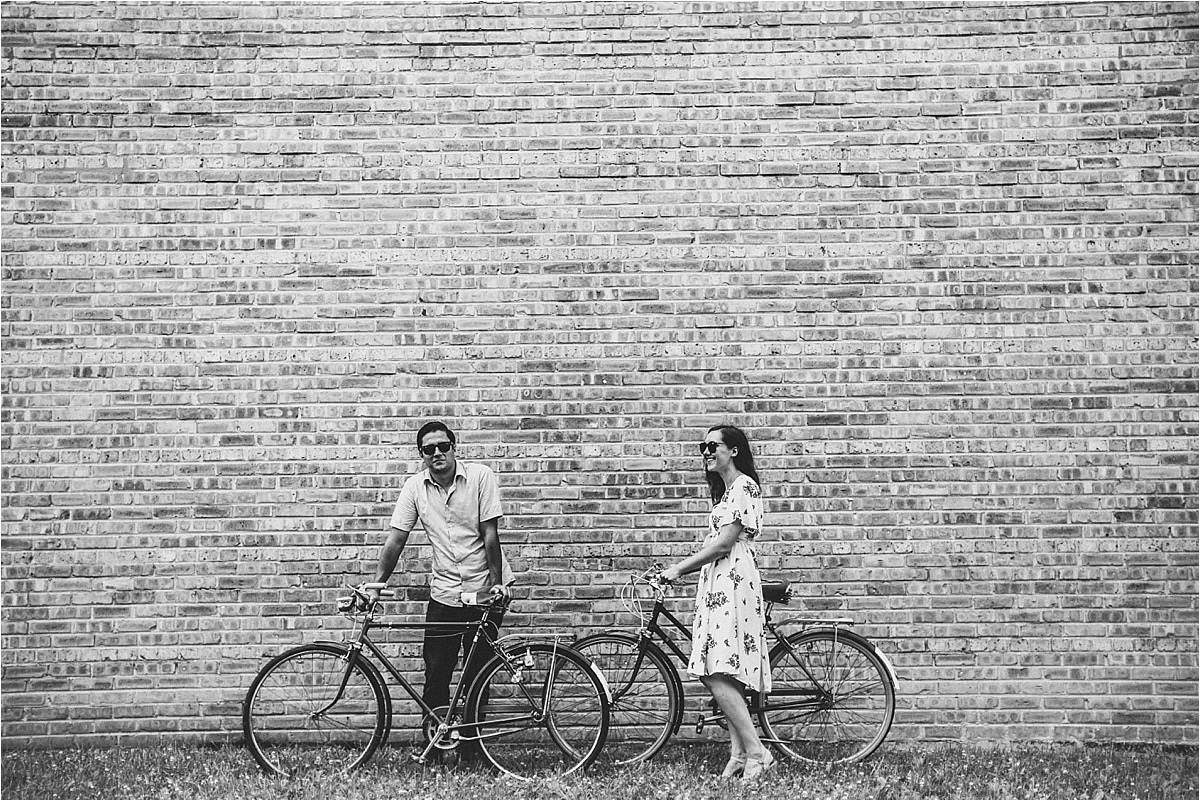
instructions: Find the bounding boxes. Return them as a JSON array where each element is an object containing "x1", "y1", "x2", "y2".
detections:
[{"x1": 661, "y1": 424, "x2": 775, "y2": 781}]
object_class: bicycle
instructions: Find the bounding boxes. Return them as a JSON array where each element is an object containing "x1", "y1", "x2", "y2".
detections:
[
  {"x1": 243, "y1": 583, "x2": 611, "y2": 780},
  {"x1": 574, "y1": 565, "x2": 898, "y2": 766}
]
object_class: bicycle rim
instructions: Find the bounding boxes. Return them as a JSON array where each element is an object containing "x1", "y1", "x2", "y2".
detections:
[
  {"x1": 760, "y1": 631, "x2": 895, "y2": 764},
  {"x1": 470, "y1": 643, "x2": 609, "y2": 779},
  {"x1": 572, "y1": 633, "x2": 680, "y2": 764},
  {"x1": 243, "y1": 644, "x2": 388, "y2": 776}
]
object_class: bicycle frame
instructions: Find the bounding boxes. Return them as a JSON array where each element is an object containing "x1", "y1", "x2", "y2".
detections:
[
  {"x1": 635, "y1": 596, "x2": 693, "y2": 664},
  {"x1": 621, "y1": 581, "x2": 895, "y2": 737},
  {"x1": 316, "y1": 604, "x2": 559, "y2": 763}
]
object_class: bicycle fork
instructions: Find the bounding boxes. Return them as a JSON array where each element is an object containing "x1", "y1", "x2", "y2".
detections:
[{"x1": 309, "y1": 642, "x2": 366, "y2": 724}]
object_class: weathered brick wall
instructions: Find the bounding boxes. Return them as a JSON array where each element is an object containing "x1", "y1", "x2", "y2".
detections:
[{"x1": 2, "y1": 1, "x2": 1197, "y2": 748}]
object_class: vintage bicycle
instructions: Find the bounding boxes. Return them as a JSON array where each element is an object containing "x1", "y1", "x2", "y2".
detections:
[
  {"x1": 574, "y1": 565, "x2": 898, "y2": 766},
  {"x1": 243, "y1": 583, "x2": 610, "y2": 780}
]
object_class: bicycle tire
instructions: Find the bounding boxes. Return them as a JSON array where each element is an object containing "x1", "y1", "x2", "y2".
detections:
[
  {"x1": 758, "y1": 629, "x2": 895, "y2": 764},
  {"x1": 467, "y1": 642, "x2": 609, "y2": 779},
  {"x1": 243, "y1": 643, "x2": 390, "y2": 777},
  {"x1": 572, "y1": 632, "x2": 682, "y2": 764}
]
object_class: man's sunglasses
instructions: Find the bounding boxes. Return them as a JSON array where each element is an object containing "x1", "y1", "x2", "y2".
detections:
[
  {"x1": 419, "y1": 442, "x2": 454, "y2": 456},
  {"x1": 698, "y1": 442, "x2": 722, "y2": 455}
]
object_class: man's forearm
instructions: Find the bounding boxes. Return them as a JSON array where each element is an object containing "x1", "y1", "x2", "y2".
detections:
[
  {"x1": 374, "y1": 528, "x2": 410, "y2": 583},
  {"x1": 481, "y1": 519, "x2": 504, "y2": 587}
]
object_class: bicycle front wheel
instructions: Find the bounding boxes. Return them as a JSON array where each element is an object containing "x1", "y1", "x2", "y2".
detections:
[
  {"x1": 468, "y1": 643, "x2": 609, "y2": 779},
  {"x1": 759, "y1": 630, "x2": 895, "y2": 764},
  {"x1": 243, "y1": 643, "x2": 389, "y2": 776},
  {"x1": 572, "y1": 632, "x2": 681, "y2": 764}
]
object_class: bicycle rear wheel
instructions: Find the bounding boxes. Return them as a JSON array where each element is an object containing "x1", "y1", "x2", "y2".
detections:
[
  {"x1": 468, "y1": 643, "x2": 609, "y2": 779},
  {"x1": 758, "y1": 630, "x2": 895, "y2": 764},
  {"x1": 572, "y1": 632, "x2": 681, "y2": 764},
  {"x1": 243, "y1": 643, "x2": 389, "y2": 776}
]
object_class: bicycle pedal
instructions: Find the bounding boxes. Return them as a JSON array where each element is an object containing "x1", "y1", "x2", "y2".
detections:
[{"x1": 695, "y1": 714, "x2": 705, "y2": 734}]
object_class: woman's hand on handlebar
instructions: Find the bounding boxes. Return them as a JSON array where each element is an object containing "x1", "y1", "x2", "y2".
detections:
[{"x1": 659, "y1": 564, "x2": 682, "y2": 585}]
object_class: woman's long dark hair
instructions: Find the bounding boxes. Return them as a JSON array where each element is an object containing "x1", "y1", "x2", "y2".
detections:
[{"x1": 704, "y1": 424, "x2": 762, "y2": 503}]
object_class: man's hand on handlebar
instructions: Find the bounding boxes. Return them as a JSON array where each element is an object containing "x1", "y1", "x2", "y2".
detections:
[{"x1": 356, "y1": 581, "x2": 389, "y2": 612}]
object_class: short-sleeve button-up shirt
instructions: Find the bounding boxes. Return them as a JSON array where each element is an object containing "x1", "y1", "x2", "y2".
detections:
[{"x1": 389, "y1": 461, "x2": 514, "y2": 607}]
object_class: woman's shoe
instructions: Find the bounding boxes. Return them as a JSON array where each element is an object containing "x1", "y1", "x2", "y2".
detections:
[
  {"x1": 720, "y1": 756, "x2": 746, "y2": 779},
  {"x1": 742, "y1": 751, "x2": 777, "y2": 782}
]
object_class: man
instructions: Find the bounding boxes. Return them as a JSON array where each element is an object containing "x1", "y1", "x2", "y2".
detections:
[{"x1": 368, "y1": 421, "x2": 514, "y2": 731}]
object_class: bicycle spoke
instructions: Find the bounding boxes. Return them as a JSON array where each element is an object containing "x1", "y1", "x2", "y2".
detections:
[
  {"x1": 759, "y1": 632, "x2": 895, "y2": 764},
  {"x1": 571, "y1": 634, "x2": 680, "y2": 765},
  {"x1": 243, "y1": 645, "x2": 387, "y2": 777},
  {"x1": 471, "y1": 644, "x2": 608, "y2": 779}
]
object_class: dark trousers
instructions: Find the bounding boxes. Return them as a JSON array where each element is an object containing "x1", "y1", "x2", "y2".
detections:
[{"x1": 422, "y1": 599, "x2": 505, "y2": 713}]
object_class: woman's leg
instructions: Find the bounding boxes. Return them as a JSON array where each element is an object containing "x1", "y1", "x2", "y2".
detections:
[{"x1": 701, "y1": 673, "x2": 769, "y2": 762}]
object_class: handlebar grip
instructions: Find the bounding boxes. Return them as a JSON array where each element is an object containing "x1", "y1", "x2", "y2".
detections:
[{"x1": 461, "y1": 590, "x2": 511, "y2": 609}]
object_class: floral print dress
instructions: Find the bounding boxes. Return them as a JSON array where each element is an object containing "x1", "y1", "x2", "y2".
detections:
[{"x1": 686, "y1": 474, "x2": 772, "y2": 694}]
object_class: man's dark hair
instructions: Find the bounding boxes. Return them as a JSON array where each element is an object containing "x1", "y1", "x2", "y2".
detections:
[{"x1": 416, "y1": 421, "x2": 456, "y2": 449}]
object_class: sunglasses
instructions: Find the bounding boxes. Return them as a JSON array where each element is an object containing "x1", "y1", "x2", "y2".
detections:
[
  {"x1": 419, "y1": 442, "x2": 454, "y2": 456},
  {"x1": 698, "y1": 441, "x2": 722, "y2": 455}
]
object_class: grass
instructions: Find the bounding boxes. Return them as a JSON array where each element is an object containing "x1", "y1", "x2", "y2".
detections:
[{"x1": 1, "y1": 739, "x2": 1196, "y2": 800}]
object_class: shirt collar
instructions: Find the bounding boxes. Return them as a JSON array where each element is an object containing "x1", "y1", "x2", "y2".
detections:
[{"x1": 422, "y1": 461, "x2": 466, "y2": 487}]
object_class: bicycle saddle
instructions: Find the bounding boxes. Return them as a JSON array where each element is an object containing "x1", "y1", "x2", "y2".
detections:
[{"x1": 761, "y1": 581, "x2": 791, "y2": 604}]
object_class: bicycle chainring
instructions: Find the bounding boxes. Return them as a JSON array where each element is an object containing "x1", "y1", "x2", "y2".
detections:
[{"x1": 421, "y1": 706, "x2": 461, "y2": 750}]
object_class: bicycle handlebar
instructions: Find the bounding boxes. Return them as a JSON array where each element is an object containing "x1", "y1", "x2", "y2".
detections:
[
  {"x1": 341, "y1": 583, "x2": 511, "y2": 615},
  {"x1": 633, "y1": 563, "x2": 792, "y2": 606},
  {"x1": 636, "y1": 563, "x2": 671, "y2": 596}
]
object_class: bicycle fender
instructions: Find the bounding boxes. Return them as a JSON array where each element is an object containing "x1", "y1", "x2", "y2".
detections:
[
  {"x1": 829, "y1": 628, "x2": 900, "y2": 691},
  {"x1": 463, "y1": 643, "x2": 576, "y2": 715},
  {"x1": 572, "y1": 628, "x2": 636, "y2": 643},
  {"x1": 779, "y1": 628, "x2": 901, "y2": 691},
  {"x1": 870, "y1": 642, "x2": 901, "y2": 692},
  {"x1": 584, "y1": 656, "x2": 614, "y2": 704},
  {"x1": 311, "y1": 638, "x2": 347, "y2": 649}
]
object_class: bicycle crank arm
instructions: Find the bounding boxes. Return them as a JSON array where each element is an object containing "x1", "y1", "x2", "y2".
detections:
[{"x1": 412, "y1": 741, "x2": 439, "y2": 765}]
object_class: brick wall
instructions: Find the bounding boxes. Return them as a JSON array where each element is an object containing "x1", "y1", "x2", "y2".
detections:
[{"x1": 2, "y1": 1, "x2": 1197, "y2": 748}]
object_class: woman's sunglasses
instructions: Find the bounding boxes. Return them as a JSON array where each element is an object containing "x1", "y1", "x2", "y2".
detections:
[
  {"x1": 419, "y1": 442, "x2": 454, "y2": 456},
  {"x1": 698, "y1": 442, "x2": 722, "y2": 455}
]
